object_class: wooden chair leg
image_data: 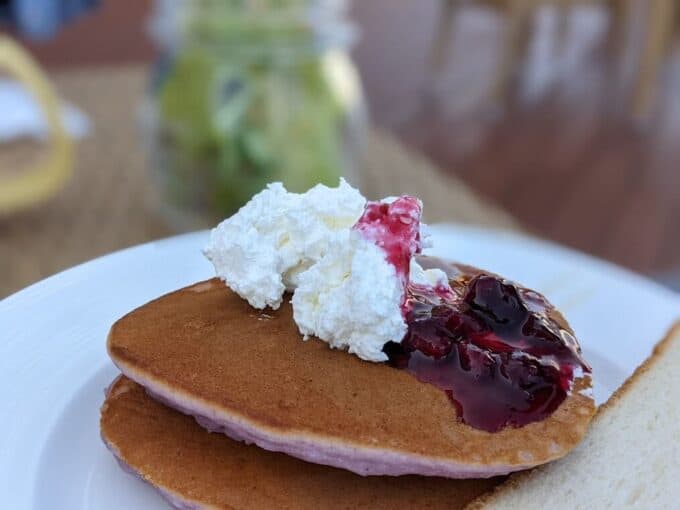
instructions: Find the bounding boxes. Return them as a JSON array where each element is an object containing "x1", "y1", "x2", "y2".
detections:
[
  {"x1": 556, "y1": 0, "x2": 571, "y2": 51},
  {"x1": 414, "y1": 0, "x2": 463, "y2": 116},
  {"x1": 419, "y1": 0, "x2": 462, "y2": 113},
  {"x1": 606, "y1": 0, "x2": 631, "y2": 56},
  {"x1": 428, "y1": 0, "x2": 461, "y2": 77},
  {"x1": 632, "y1": 0, "x2": 675, "y2": 121},
  {"x1": 492, "y1": 0, "x2": 533, "y2": 105}
]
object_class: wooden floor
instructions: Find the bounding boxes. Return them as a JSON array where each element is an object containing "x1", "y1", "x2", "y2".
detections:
[{"x1": 7, "y1": 0, "x2": 679, "y2": 279}]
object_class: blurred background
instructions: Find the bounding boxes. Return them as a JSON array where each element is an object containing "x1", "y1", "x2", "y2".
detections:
[{"x1": 0, "y1": 0, "x2": 678, "y2": 298}]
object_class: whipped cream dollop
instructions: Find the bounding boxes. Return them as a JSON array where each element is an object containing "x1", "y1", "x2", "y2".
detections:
[
  {"x1": 293, "y1": 196, "x2": 425, "y2": 361},
  {"x1": 204, "y1": 180, "x2": 451, "y2": 362},
  {"x1": 203, "y1": 179, "x2": 365, "y2": 310},
  {"x1": 292, "y1": 229, "x2": 406, "y2": 362},
  {"x1": 409, "y1": 258, "x2": 450, "y2": 289}
]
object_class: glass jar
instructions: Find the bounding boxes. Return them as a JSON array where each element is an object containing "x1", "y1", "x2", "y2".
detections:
[{"x1": 143, "y1": 0, "x2": 367, "y2": 230}]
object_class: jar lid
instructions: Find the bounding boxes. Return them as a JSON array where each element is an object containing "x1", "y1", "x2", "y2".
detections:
[{"x1": 149, "y1": 0, "x2": 357, "y2": 55}]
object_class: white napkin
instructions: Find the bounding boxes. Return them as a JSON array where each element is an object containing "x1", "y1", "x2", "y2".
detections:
[{"x1": 0, "y1": 79, "x2": 90, "y2": 142}]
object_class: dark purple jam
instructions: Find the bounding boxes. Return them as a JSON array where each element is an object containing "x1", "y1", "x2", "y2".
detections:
[{"x1": 384, "y1": 260, "x2": 591, "y2": 433}]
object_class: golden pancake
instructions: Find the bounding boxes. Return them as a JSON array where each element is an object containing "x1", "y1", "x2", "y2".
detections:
[
  {"x1": 101, "y1": 376, "x2": 501, "y2": 509},
  {"x1": 108, "y1": 275, "x2": 595, "y2": 478}
]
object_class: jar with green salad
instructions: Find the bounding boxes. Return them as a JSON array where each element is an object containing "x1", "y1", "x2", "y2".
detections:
[{"x1": 143, "y1": 0, "x2": 367, "y2": 229}]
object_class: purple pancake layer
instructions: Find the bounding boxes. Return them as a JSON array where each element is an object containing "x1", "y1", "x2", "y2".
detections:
[{"x1": 113, "y1": 361, "x2": 524, "y2": 479}]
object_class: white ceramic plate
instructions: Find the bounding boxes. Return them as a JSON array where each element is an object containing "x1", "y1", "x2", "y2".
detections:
[{"x1": 1, "y1": 225, "x2": 678, "y2": 510}]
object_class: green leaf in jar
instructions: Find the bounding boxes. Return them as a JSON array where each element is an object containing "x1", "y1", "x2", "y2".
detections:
[
  {"x1": 212, "y1": 67, "x2": 251, "y2": 135},
  {"x1": 158, "y1": 50, "x2": 225, "y2": 164},
  {"x1": 239, "y1": 129, "x2": 274, "y2": 170}
]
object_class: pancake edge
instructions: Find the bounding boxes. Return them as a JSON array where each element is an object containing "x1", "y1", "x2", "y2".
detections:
[
  {"x1": 110, "y1": 346, "x2": 590, "y2": 479},
  {"x1": 101, "y1": 377, "x2": 213, "y2": 510}
]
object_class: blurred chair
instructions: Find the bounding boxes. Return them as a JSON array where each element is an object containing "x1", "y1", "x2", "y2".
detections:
[
  {"x1": 427, "y1": 0, "x2": 628, "y2": 106},
  {"x1": 632, "y1": 0, "x2": 677, "y2": 121}
]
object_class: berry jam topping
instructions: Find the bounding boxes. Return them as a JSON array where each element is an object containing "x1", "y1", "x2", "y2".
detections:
[
  {"x1": 352, "y1": 197, "x2": 423, "y2": 288},
  {"x1": 384, "y1": 258, "x2": 591, "y2": 433}
]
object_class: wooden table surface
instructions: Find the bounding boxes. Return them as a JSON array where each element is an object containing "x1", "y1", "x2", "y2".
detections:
[
  {"x1": 4, "y1": 0, "x2": 679, "y2": 281},
  {"x1": 0, "y1": 67, "x2": 519, "y2": 298}
]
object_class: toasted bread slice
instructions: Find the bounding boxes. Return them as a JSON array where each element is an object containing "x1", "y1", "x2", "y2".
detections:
[
  {"x1": 101, "y1": 376, "x2": 502, "y2": 509},
  {"x1": 467, "y1": 321, "x2": 680, "y2": 509},
  {"x1": 107, "y1": 276, "x2": 594, "y2": 478}
]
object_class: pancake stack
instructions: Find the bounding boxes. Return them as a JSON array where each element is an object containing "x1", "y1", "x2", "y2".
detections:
[{"x1": 101, "y1": 274, "x2": 595, "y2": 509}]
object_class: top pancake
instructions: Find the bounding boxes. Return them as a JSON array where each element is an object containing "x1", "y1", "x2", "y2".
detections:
[{"x1": 108, "y1": 276, "x2": 595, "y2": 477}]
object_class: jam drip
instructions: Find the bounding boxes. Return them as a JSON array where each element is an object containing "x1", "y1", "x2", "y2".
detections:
[
  {"x1": 384, "y1": 261, "x2": 591, "y2": 433},
  {"x1": 352, "y1": 197, "x2": 423, "y2": 287}
]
